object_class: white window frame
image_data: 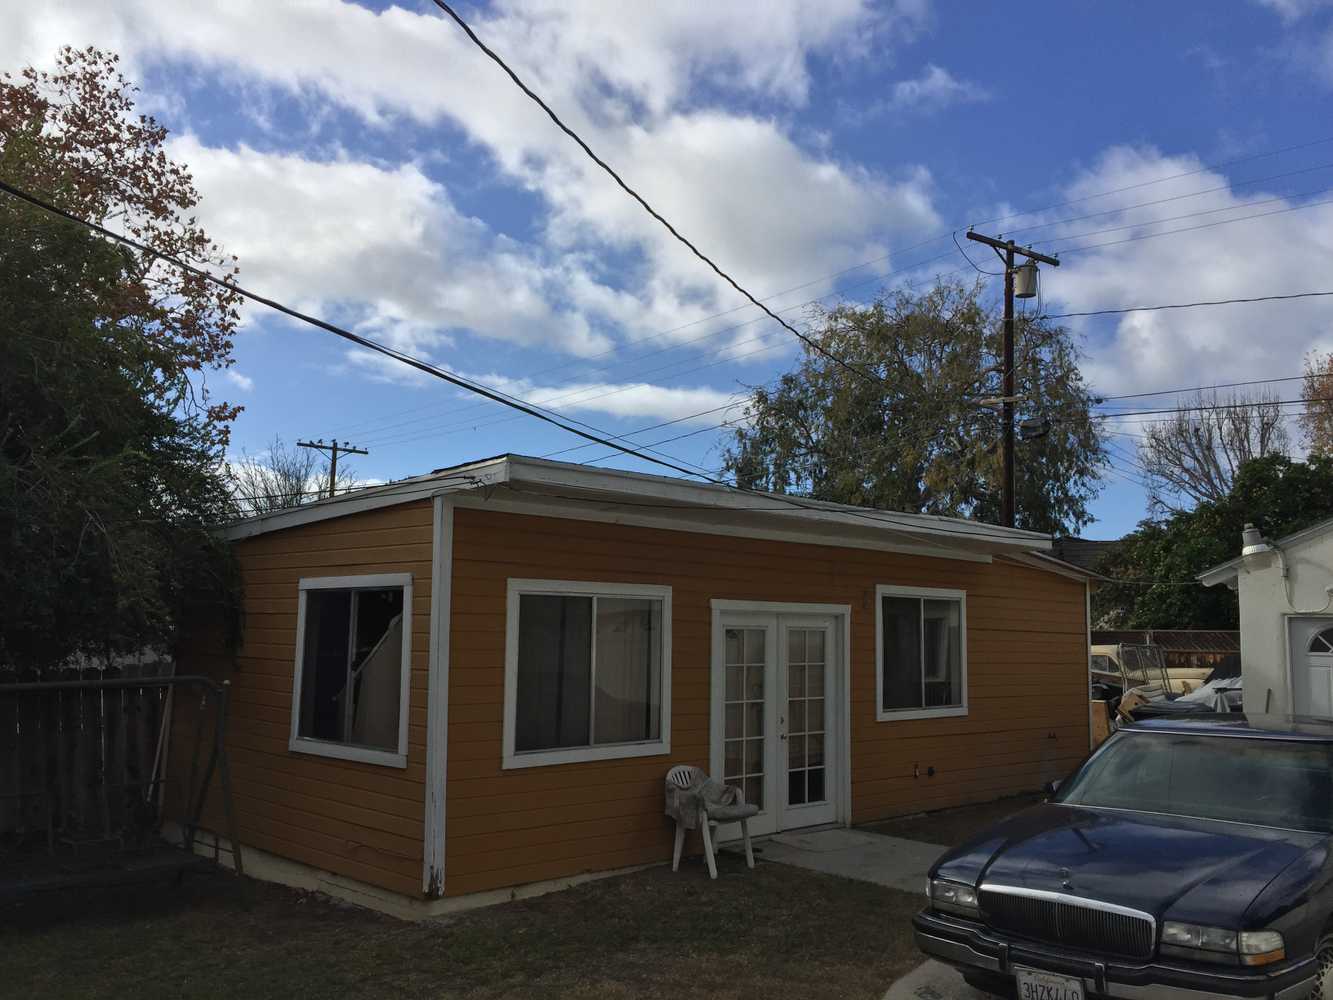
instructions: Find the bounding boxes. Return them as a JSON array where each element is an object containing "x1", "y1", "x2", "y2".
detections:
[
  {"x1": 289, "y1": 573, "x2": 414, "y2": 769},
  {"x1": 875, "y1": 584, "x2": 968, "y2": 722},
  {"x1": 503, "y1": 579, "x2": 672, "y2": 770}
]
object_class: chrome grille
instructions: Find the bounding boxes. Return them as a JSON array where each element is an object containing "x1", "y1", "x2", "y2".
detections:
[{"x1": 979, "y1": 885, "x2": 1155, "y2": 959}]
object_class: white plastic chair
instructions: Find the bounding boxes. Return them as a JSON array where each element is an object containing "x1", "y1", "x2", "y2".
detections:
[{"x1": 665, "y1": 764, "x2": 757, "y2": 879}]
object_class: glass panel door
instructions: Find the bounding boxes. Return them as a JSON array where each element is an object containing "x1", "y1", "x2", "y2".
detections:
[
  {"x1": 723, "y1": 626, "x2": 769, "y2": 811},
  {"x1": 713, "y1": 611, "x2": 837, "y2": 838},
  {"x1": 785, "y1": 627, "x2": 827, "y2": 808},
  {"x1": 779, "y1": 619, "x2": 837, "y2": 829}
]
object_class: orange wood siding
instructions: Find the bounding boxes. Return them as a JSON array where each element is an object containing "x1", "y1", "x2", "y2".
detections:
[
  {"x1": 443, "y1": 507, "x2": 1089, "y2": 897},
  {"x1": 180, "y1": 501, "x2": 433, "y2": 897}
]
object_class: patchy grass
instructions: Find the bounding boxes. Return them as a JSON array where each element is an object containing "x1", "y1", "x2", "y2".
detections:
[
  {"x1": 3, "y1": 853, "x2": 924, "y2": 999},
  {"x1": 864, "y1": 793, "x2": 1044, "y2": 848}
]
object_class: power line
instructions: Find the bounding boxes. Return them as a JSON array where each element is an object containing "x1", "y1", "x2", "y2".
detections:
[
  {"x1": 0, "y1": 177, "x2": 713, "y2": 483},
  {"x1": 970, "y1": 134, "x2": 1333, "y2": 232},
  {"x1": 427, "y1": 0, "x2": 884, "y2": 387},
  {"x1": 1047, "y1": 289, "x2": 1333, "y2": 321},
  {"x1": 1051, "y1": 192, "x2": 1333, "y2": 255},
  {"x1": 1089, "y1": 395, "x2": 1333, "y2": 421},
  {"x1": 540, "y1": 398, "x2": 750, "y2": 460},
  {"x1": 351, "y1": 257, "x2": 977, "y2": 449},
  {"x1": 331, "y1": 139, "x2": 1333, "y2": 443},
  {"x1": 1001, "y1": 158, "x2": 1333, "y2": 242},
  {"x1": 1098, "y1": 374, "x2": 1310, "y2": 402},
  {"x1": 1037, "y1": 182, "x2": 1333, "y2": 249},
  {"x1": 0, "y1": 177, "x2": 1025, "y2": 555}
]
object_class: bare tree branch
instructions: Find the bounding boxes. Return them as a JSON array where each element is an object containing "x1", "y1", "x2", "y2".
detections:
[
  {"x1": 228, "y1": 436, "x2": 359, "y2": 516},
  {"x1": 1137, "y1": 390, "x2": 1290, "y2": 513}
]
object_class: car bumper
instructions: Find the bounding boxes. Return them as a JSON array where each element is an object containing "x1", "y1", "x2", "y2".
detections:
[{"x1": 913, "y1": 909, "x2": 1317, "y2": 1000}]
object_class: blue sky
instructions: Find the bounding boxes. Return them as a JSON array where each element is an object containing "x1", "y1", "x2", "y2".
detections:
[{"x1": 7, "y1": 0, "x2": 1333, "y2": 538}]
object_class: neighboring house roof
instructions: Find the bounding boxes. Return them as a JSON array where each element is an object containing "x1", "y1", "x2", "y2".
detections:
[
  {"x1": 1091, "y1": 629, "x2": 1239, "y2": 653},
  {"x1": 1198, "y1": 515, "x2": 1333, "y2": 588},
  {"x1": 1050, "y1": 536, "x2": 1119, "y2": 572},
  {"x1": 222, "y1": 453, "x2": 1080, "y2": 568}
]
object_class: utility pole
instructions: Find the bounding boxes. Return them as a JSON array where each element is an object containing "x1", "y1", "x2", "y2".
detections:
[
  {"x1": 965, "y1": 230, "x2": 1060, "y2": 529},
  {"x1": 296, "y1": 439, "x2": 368, "y2": 499}
]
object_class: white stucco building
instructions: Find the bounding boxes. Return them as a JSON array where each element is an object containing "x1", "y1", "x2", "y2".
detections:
[{"x1": 1200, "y1": 519, "x2": 1333, "y2": 716}]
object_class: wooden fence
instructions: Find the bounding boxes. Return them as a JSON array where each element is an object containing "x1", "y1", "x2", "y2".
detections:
[{"x1": 0, "y1": 669, "x2": 239, "y2": 869}]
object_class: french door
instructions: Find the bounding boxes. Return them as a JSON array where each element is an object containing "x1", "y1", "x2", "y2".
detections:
[{"x1": 712, "y1": 611, "x2": 839, "y2": 836}]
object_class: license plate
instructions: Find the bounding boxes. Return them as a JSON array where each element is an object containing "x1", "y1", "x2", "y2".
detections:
[{"x1": 1015, "y1": 967, "x2": 1085, "y2": 1000}]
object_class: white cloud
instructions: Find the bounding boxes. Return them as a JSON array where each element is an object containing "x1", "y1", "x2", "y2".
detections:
[
  {"x1": 470, "y1": 374, "x2": 744, "y2": 423},
  {"x1": 170, "y1": 136, "x2": 621, "y2": 359},
  {"x1": 880, "y1": 64, "x2": 989, "y2": 114},
  {"x1": 1249, "y1": 0, "x2": 1333, "y2": 85},
  {"x1": 1022, "y1": 146, "x2": 1333, "y2": 397},
  {"x1": 2, "y1": 1, "x2": 942, "y2": 366},
  {"x1": 1253, "y1": 0, "x2": 1333, "y2": 21},
  {"x1": 223, "y1": 369, "x2": 255, "y2": 391}
]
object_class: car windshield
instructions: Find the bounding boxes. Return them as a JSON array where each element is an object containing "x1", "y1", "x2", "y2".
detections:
[{"x1": 1056, "y1": 732, "x2": 1333, "y2": 833}]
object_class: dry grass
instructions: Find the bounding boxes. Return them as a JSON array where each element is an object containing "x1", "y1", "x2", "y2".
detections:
[{"x1": 2, "y1": 851, "x2": 925, "y2": 1000}]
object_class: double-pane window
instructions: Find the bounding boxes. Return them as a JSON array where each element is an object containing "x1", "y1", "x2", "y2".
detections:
[
  {"x1": 878, "y1": 587, "x2": 966, "y2": 718},
  {"x1": 506, "y1": 582, "x2": 671, "y2": 767}
]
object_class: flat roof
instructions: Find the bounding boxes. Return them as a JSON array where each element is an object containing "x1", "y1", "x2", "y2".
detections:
[{"x1": 221, "y1": 453, "x2": 1074, "y2": 565}]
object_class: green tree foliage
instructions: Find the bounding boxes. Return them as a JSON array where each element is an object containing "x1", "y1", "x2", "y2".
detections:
[
  {"x1": 723, "y1": 281, "x2": 1106, "y2": 534},
  {"x1": 0, "y1": 48, "x2": 242, "y2": 672},
  {"x1": 1094, "y1": 455, "x2": 1333, "y2": 629}
]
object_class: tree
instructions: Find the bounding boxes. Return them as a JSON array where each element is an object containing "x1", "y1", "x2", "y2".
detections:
[
  {"x1": 1094, "y1": 455, "x2": 1333, "y2": 629},
  {"x1": 722, "y1": 280, "x2": 1106, "y2": 534},
  {"x1": 1299, "y1": 350, "x2": 1333, "y2": 456},
  {"x1": 230, "y1": 437, "x2": 361, "y2": 516},
  {"x1": 1, "y1": 47, "x2": 243, "y2": 672},
  {"x1": 1137, "y1": 390, "x2": 1289, "y2": 513}
]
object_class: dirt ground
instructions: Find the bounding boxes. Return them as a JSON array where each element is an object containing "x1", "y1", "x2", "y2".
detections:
[{"x1": 3, "y1": 851, "x2": 925, "y2": 1000}]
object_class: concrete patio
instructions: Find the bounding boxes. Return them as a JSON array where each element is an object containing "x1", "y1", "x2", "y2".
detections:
[{"x1": 755, "y1": 826, "x2": 947, "y2": 894}]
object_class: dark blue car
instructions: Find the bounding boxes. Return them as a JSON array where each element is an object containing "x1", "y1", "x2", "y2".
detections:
[{"x1": 914, "y1": 716, "x2": 1333, "y2": 999}]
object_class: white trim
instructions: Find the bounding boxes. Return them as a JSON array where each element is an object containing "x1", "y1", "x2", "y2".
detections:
[
  {"x1": 1200, "y1": 514, "x2": 1333, "y2": 587},
  {"x1": 172, "y1": 822, "x2": 655, "y2": 921},
  {"x1": 707, "y1": 600, "x2": 853, "y2": 835},
  {"x1": 456, "y1": 495, "x2": 994, "y2": 563},
  {"x1": 1002, "y1": 551, "x2": 1098, "y2": 583},
  {"x1": 223, "y1": 453, "x2": 1051, "y2": 560},
  {"x1": 1085, "y1": 580, "x2": 1094, "y2": 749},
  {"x1": 502, "y1": 578, "x2": 673, "y2": 770},
  {"x1": 423, "y1": 497, "x2": 453, "y2": 896},
  {"x1": 711, "y1": 599, "x2": 852, "y2": 615},
  {"x1": 299, "y1": 573, "x2": 413, "y2": 592},
  {"x1": 220, "y1": 457, "x2": 507, "y2": 541},
  {"x1": 840, "y1": 608, "x2": 852, "y2": 826},
  {"x1": 503, "y1": 456, "x2": 1051, "y2": 547},
  {"x1": 1284, "y1": 613, "x2": 1333, "y2": 715},
  {"x1": 288, "y1": 572, "x2": 414, "y2": 769},
  {"x1": 874, "y1": 584, "x2": 969, "y2": 722}
]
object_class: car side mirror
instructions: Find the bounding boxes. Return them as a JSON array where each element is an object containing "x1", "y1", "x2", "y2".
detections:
[{"x1": 1043, "y1": 779, "x2": 1061, "y2": 796}]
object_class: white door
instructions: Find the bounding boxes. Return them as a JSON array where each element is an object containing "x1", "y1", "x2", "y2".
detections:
[
  {"x1": 713, "y1": 612, "x2": 839, "y2": 836},
  {"x1": 1290, "y1": 617, "x2": 1333, "y2": 716}
]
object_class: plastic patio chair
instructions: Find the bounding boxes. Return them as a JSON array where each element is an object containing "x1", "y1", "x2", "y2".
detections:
[{"x1": 665, "y1": 764, "x2": 758, "y2": 879}]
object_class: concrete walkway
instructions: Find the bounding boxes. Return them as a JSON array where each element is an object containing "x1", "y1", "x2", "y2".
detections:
[{"x1": 757, "y1": 827, "x2": 947, "y2": 894}]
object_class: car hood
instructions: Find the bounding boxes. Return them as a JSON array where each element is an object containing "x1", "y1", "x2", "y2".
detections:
[{"x1": 933, "y1": 803, "x2": 1323, "y2": 925}]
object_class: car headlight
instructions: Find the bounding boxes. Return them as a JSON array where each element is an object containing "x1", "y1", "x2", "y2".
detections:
[
  {"x1": 928, "y1": 878, "x2": 979, "y2": 917},
  {"x1": 1161, "y1": 922, "x2": 1285, "y2": 967}
]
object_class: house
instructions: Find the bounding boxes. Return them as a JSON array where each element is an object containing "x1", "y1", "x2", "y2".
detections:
[
  {"x1": 178, "y1": 453, "x2": 1094, "y2": 916},
  {"x1": 1050, "y1": 535, "x2": 1120, "y2": 574},
  {"x1": 1200, "y1": 518, "x2": 1333, "y2": 716}
]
